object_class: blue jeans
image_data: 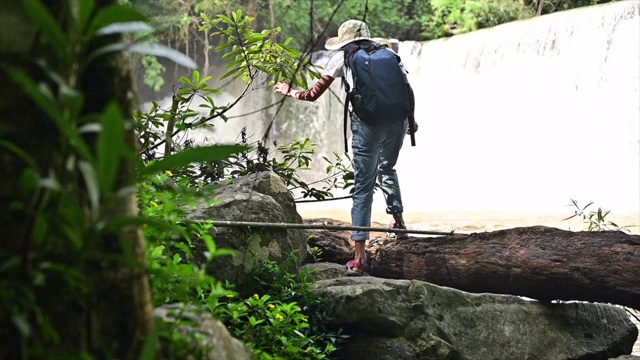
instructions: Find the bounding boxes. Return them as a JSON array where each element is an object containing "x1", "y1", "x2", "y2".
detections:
[{"x1": 350, "y1": 116, "x2": 408, "y2": 241}]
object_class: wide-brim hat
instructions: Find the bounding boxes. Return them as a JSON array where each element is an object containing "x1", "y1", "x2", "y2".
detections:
[{"x1": 325, "y1": 19, "x2": 371, "y2": 50}]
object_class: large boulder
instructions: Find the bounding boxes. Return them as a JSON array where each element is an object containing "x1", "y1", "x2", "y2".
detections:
[
  {"x1": 188, "y1": 172, "x2": 309, "y2": 292},
  {"x1": 305, "y1": 263, "x2": 638, "y2": 360},
  {"x1": 155, "y1": 304, "x2": 253, "y2": 360}
]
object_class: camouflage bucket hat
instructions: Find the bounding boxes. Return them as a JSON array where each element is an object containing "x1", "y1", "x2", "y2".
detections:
[{"x1": 325, "y1": 19, "x2": 371, "y2": 50}]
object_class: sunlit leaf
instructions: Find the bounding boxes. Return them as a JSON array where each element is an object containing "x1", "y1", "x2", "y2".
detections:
[
  {"x1": 217, "y1": 14, "x2": 233, "y2": 24},
  {"x1": 96, "y1": 21, "x2": 152, "y2": 35},
  {"x1": 88, "y1": 4, "x2": 147, "y2": 35},
  {"x1": 192, "y1": 70, "x2": 200, "y2": 85},
  {"x1": 221, "y1": 67, "x2": 242, "y2": 80},
  {"x1": 214, "y1": 42, "x2": 234, "y2": 52},
  {"x1": 91, "y1": 42, "x2": 197, "y2": 70},
  {"x1": 78, "y1": 160, "x2": 100, "y2": 216}
]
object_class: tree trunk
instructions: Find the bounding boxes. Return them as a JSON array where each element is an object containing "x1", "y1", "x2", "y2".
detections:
[
  {"x1": 306, "y1": 221, "x2": 640, "y2": 310},
  {"x1": 0, "y1": 0, "x2": 153, "y2": 358}
]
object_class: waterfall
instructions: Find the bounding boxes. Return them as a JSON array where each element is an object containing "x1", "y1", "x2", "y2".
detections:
[
  {"x1": 275, "y1": 1, "x2": 639, "y2": 223},
  {"x1": 393, "y1": 1, "x2": 639, "y2": 213},
  {"x1": 167, "y1": 2, "x2": 639, "y2": 229}
]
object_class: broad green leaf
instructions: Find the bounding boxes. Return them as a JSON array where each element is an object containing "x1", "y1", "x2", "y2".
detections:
[
  {"x1": 232, "y1": 10, "x2": 242, "y2": 22},
  {"x1": 218, "y1": 14, "x2": 233, "y2": 24},
  {"x1": 22, "y1": 0, "x2": 69, "y2": 61},
  {"x1": 91, "y1": 43, "x2": 197, "y2": 70},
  {"x1": 199, "y1": 76, "x2": 213, "y2": 86},
  {"x1": 143, "y1": 145, "x2": 248, "y2": 175},
  {"x1": 178, "y1": 76, "x2": 194, "y2": 87},
  {"x1": 97, "y1": 103, "x2": 125, "y2": 195},
  {"x1": 221, "y1": 52, "x2": 236, "y2": 61},
  {"x1": 76, "y1": 0, "x2": 96, "y2": 34},
  {"x1": 88, "y1": 4, "x2": 147, "y2": 36},
  {"x1": 202, "y1": 236, "x2": 216, "y2": 260},
  {"x1": 96, "y1": 21, "x2": 152, "y2": 35},
  {"x1": 214, "y1": 42, "x2": 233, "y2": 52},
  {"x1": 245, "y1": 34, "x2": 265, "y2": 44},
  {"x1": 220, "y1": 67, "x2": 242, "y2": 80}
]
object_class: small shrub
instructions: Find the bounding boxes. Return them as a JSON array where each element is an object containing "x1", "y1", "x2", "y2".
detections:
[
  {"x1": 214, "y1": 253, "x2": 348, "y2": 359},
  {"x1": 564, "y1": 199, "x2": 631, "y2": 232}
]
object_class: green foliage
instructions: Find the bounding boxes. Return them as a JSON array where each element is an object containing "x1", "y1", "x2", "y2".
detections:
[
  {"x1": 141, "y1": 55, "x2": 166, "y2": 91},
  {"x1": 4, "y1": 1, "x2": 358, "y2": 357},
  {"x1": 140, "y1": 171, "x2": 237, "y2": 359},
  {"x1": 537, "y1": 0, "x2": 619, "y2": 14},
  {"x1": 140, "y1": 171, "x2": 232, "y2": 307},
  {"x1": 564, "y1": 199, "x2": 630, "y2": 232},
  {"x1": 214, "y1": 253, "x2": 347, "y2": 359},
  {"x1": 421, "y1": 0, "x2": 534, "y2": 39},
  {"x1": 136, "y1": 65, "x2": 354, "y2": 202},
  {"x1": 129, "y1": 0, "x2": 622, "y2": 60},
  {"x1": 200, "y1": 9, "x2": 319, "y2": 87}
]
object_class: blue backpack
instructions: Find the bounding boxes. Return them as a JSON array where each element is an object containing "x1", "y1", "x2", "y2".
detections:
[{"x1": 343, "y1": 41, "x2": 411, "y2": 126}]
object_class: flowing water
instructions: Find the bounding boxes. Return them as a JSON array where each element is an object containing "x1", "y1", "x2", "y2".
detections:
[{"x1": 289, "y1": 1, "x2": 640, "y2": 223}]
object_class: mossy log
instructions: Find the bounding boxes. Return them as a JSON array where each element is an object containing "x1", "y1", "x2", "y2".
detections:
[{"x1": 306, "y1": 221, "x2": 640, "y2": 310}]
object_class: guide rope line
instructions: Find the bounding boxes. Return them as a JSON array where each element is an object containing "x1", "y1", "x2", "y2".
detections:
[{"x1": 207, "y1": 220, "x2": 464, "y2": 237}]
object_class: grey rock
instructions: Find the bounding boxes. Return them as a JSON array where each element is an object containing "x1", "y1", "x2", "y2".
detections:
[
  {"x1": 155, "y1": 304, "x2": 252, "y2": 360},
  {"x1": 188, "y1": 172, "x2": 309, "y2": 293},
  {"x1": 306, "y1": 263, "x2": 638, "y2": 360}
]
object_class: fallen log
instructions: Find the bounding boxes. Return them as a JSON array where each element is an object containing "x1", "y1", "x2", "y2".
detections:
[{"x1": 305, "y1": 221, "x2": 640, "y2": 310}]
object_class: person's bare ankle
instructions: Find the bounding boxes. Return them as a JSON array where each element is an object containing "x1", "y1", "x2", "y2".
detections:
[{"x1": 393, "y1": 213, "x2": 405, "y2": 228}]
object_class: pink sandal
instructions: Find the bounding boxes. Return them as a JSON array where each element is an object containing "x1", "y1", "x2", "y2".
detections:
[
  {"x1": 346, "y1": 260, "x2": 366, "y2": 276},
  {"x1": 390, "y1": 221, "x2": 409, "y2": 241}
]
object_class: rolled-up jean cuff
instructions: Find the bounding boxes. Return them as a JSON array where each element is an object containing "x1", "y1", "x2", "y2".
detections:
[
  {"x1": 351, "y1": 232, "x2": 369, "y2": 241},
  {"x1": 386, "y1": 206, "x2": 403, "y2": 214}
]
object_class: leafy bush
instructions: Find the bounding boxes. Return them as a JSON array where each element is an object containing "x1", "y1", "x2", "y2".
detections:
[
  {"x1": 212, "y1": 254, "x2": 348, "y2": 359},
  {"x1": 140, "y1": 171, "x2": 233, "y2": 307}
]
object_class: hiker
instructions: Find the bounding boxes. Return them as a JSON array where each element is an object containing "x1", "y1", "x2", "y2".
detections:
[{"x1": 273, "y1": 19, "x2": 418, "y2": 276}]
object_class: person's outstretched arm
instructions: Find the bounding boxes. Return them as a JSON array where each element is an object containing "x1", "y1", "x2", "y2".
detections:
[{"x1": 273, "y1": 75, "x2": 335, "y2": 102}]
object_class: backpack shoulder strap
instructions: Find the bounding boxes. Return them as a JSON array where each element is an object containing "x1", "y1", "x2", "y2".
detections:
[
  {"x1": 343, "y1": 91, "x2": 349, "y2": 153},
  {"x1": 340, "y1": 42, "x2": 361, "y2": 154}
]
